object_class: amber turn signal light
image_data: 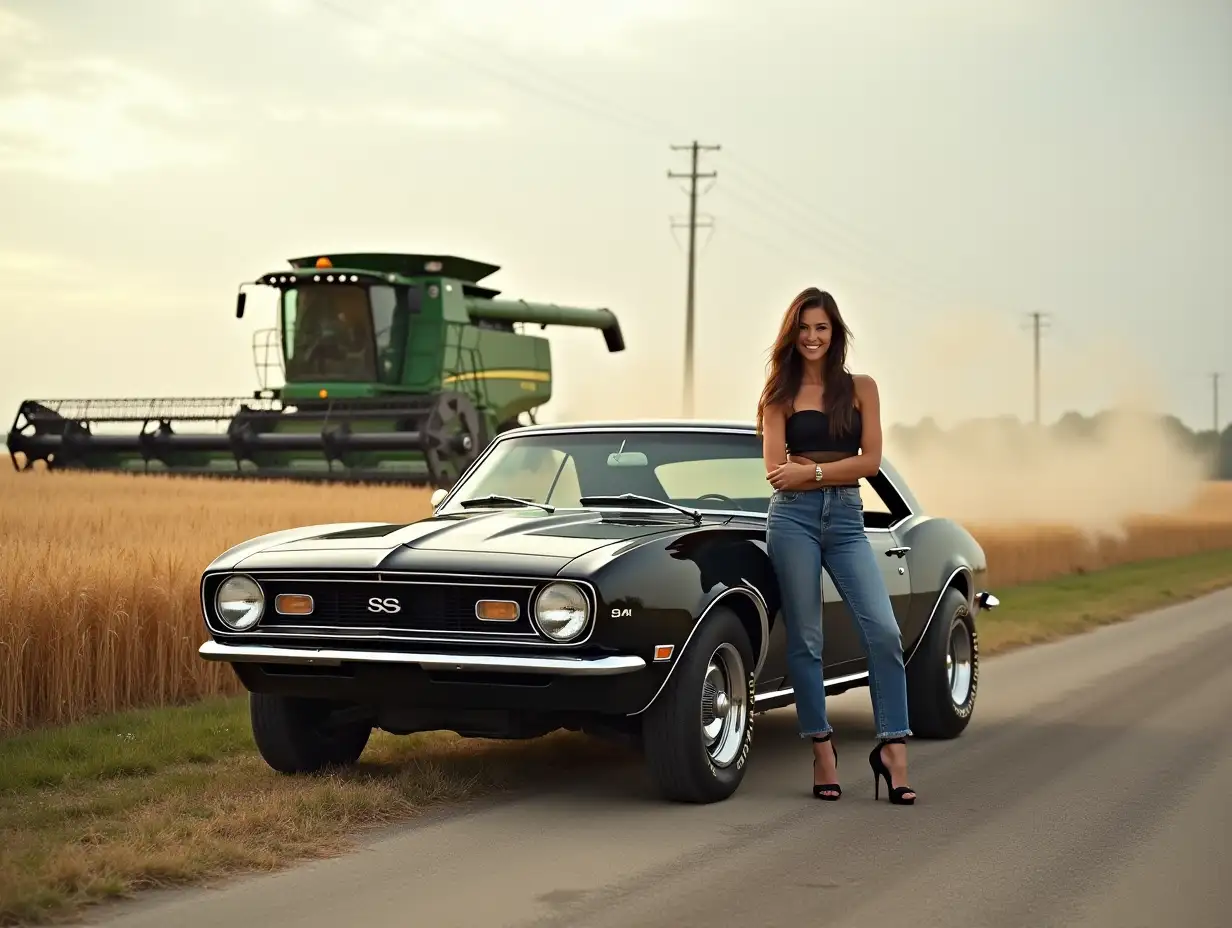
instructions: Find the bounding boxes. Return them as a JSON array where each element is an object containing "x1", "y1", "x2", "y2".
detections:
[
  {"x1": 275, "y1": 594, "x2": 314, "y2": 615},
  {"x1": 476, "y1": 600, "x2": 519, "y2": 621}
]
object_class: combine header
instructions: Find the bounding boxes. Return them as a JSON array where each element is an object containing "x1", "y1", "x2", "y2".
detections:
[{"x1": 7, "y1": 252, "x2": 625, "y2": 487}]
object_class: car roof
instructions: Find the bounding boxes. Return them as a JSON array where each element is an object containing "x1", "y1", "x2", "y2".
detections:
[{"x1": 502, "y1": 418, "x2": 758, "y2": 434}]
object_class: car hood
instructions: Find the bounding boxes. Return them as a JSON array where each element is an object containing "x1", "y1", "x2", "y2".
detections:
[{"x1": 222, "y1": 508, "x2": 708, "y2": 573}]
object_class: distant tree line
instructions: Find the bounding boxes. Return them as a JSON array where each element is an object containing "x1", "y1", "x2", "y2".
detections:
[{"x1": 887, "y1": 410, "x2": 1232, "y2": 480}]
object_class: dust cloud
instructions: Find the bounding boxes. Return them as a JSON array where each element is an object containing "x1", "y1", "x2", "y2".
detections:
[
  {"x1": 875, "y1": 310, "x2": 1211, "y2": 536},
  {"x1": 883, "y1": 410, "x2": 1209, "y2": 536}
]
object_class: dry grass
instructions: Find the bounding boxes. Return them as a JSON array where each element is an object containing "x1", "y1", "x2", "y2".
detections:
[
  {"x1": 0, "y1": 695, "x2": 626, "y2": 927},
  {"x1": 2, "y1": 466, "x2": 1231, "y2": 736},
  {"x1": 975, "y1": 546, "x2": 1232, "y2": 654},
  {"x1": 971, "y1": 481, "x2": 1232, "y2": 587}
]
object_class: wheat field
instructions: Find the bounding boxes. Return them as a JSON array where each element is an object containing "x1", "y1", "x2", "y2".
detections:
[{"x1": 2, "y1": 465, "x2": 1231, "y2": 736}]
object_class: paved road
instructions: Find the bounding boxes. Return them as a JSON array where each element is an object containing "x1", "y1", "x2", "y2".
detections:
[{"x1": 86, "y1": 588, "x2": 1232, "y2": 928}]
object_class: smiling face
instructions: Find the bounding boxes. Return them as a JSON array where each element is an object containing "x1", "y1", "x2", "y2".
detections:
[
  {"x1": 795, "y1": 305, "x2": 831, "y2": 363},
  {"x1": 758, "y1": 287, "x2": 855, "y2": 436}
]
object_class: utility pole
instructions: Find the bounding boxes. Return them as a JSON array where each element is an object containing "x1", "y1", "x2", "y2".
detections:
[
  {"x1": 1023, "y1": 312, "x2": 1051, "y2": 425},
  {"x1": 1213, "y1": 372, "x2": 1221, "y2": 436},
  {"x1": 668, "y1": 140, "x2": 720, "y2": 418}
]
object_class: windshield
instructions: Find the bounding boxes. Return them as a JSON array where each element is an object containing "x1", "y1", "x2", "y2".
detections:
[
  {"x1": 439, "y1": 429, "x2": 777, "y2": 515},
  {"x1": 281, "y1": 283, "x2": 400, "y2": 383}
]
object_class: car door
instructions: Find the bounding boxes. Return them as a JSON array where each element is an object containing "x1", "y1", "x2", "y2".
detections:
[{"x1": 818, "y1": 480, "x2": 912, "y2": 676}]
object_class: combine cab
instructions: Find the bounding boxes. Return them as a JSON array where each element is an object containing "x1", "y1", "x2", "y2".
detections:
[{"x1": 7, "y1": 252, "x2": 625, "y2": 488}]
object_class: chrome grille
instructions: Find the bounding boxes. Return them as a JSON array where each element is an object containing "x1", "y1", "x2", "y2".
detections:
[{"x1": 238, "y1": 575, "x2": 540, "y2": 639}]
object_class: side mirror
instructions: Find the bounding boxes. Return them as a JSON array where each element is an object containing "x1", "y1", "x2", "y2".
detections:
[
  {"x1": 236, "y1": 292, "x2": 247, "y2": 319},
  {"x1": 430, "y1": 488, "x2": 447, "y2": 509}
]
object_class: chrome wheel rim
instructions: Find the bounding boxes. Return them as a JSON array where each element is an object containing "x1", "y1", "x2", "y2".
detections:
[
  {"x1": 700, "y1": 642, "x2": 748, "y2": 767},
  {"x1": 946, "y1": 614, "x2": 974, "y2": 707}
]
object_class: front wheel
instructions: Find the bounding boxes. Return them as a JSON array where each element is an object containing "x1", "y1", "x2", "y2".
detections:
[
  {"x1": 250, "y1": 693, "x2": 372, "y2": 774},
  {"x1": 641, "y1": 606, "x2": 755, "y2": 803},
  {"x1": 906, "y1": 585, "x2": 979, "y2": 738}
]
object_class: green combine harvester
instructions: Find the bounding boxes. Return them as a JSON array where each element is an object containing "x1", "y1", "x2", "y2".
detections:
[{"x1": 6, "y1": 252, "x2": 625, "y2": 488}]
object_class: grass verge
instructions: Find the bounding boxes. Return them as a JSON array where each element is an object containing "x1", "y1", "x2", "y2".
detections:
[
  {"x1": 0, "y1": 713, "x2": 626, "y2": 927},
  {"x1": 976, "y1": 546, "x2": 1232, "y2": 655},
  {"x1": 3, "y1": 546, "x2": 1232, "y2": 926}
]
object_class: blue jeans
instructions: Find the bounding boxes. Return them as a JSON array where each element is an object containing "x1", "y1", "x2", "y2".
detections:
[{"x1": 766, "y1": 485, "x2": 912, "y2": 742}]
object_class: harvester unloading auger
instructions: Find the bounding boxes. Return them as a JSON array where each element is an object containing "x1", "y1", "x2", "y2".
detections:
[{"x1": 7, "y1": 252, "x2": 625, "y2": 488}]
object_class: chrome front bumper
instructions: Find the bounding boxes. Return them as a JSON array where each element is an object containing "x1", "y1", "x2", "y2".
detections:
[
  {"x1": 199, "y1": 640, "x2": 647, "y2": 676},
  {"x1": 976, "y1": 591, "x2": 1000, "y2": 610}
]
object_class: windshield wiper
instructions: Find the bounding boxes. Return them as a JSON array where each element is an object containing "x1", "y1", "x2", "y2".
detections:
[
  {"x1": 579, "y1": 493, "x2": 701, "y2": 522},
  {"x1": 458, "y1": 494, "x2": 556, "y2": 513}
]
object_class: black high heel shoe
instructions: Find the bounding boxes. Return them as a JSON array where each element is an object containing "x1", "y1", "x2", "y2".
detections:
[
  {"x1": 868, "y1": 738, "x2": 916, "y2": 805},
  {"x1": 811, "y1": 733, "x2": 841, "y2": 800}
]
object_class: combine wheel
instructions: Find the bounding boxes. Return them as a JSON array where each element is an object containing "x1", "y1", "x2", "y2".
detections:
[{"x1": 423, "y1": 390, "x2": 489, "y2": 488}]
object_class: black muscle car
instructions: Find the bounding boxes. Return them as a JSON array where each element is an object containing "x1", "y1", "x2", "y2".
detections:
[{"x1": 199, "y1": 420, "x2": 998, "y2": 803}]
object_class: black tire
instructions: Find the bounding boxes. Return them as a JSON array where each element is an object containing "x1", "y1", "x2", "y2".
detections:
[
  {"x1": 641, "y1": 606, "x2": 756, "y2": 803},
  {"x1": 249, "y1": 693, "x2": 372, "y2": 774},
  {"x1": 906, "y1": 585, "x2": 979, "y2": 739}
]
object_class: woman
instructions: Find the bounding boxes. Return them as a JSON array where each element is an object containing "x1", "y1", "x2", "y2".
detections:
[{"x1": 757, "y1": 287, "x2": 916, "y2": 805}]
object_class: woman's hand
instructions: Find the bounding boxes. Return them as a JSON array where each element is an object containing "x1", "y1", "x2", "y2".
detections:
[{"x1": 766, "y1": 460, "x2": 815, "y2": 490}]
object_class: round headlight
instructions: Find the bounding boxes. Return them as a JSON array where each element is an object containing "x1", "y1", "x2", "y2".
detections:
[
  {"x1": 215, "y1": 575, "x2": 264, "y2": 630},
  {"x1": 534, "y1": 582, "x2": 589, "y2": 641}
]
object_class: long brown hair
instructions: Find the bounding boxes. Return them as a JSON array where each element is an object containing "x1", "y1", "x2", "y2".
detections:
[{"x1": 756, "y1": 287, "x2": 856, "y2": 438}]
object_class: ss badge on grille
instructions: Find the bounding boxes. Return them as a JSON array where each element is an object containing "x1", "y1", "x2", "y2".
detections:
[{"x1": 367, "y1": 597, "x2": 402, "y2": 614}]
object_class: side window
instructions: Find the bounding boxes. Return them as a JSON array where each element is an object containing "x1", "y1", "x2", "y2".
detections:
[
  {"x1": 859, "y1": 478, "x2": 892, "y2": 517},
  {"x1": 281, "y1": 289, "x2": 299, "y2": 361},
  {"x1": 370, "y1": 285, "x2": 397, "y2": 356},
  {"x1": 859, "y1": 475, "x2": 904, "y2": 529}
]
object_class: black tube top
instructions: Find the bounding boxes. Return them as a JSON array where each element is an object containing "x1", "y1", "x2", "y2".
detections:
[{"x1": 785, "y1": 408, "x2": 862, "y2": 454}]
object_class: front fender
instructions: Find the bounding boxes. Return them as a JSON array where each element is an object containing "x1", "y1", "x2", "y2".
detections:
[{"x1": 559, "y1": 524, "x2": 776, "y2": 716}]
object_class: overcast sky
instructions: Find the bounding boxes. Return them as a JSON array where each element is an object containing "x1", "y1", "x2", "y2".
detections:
[{"x1": 1, "y1": 0, "x2": 1229, "y2": 438}]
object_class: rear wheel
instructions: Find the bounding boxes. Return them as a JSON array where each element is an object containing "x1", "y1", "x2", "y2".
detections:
[
  {"x1": 250, "y1": 693, "x2": 372, "y2": 774},
  {"x1": 906, "y1": 586, "x2": 979, "y2": 738},
  {"x1": 641, "y1": 607, "x2": 755, "y2": 803}
]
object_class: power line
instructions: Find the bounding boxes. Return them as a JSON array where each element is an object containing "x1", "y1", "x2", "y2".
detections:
[
  {"x1": 1022, "y1": 312, "x2": 1051, "y2": 425},
  {"x1": 311, "y1": 0, "x2": 664, "y2": 139},
  {"x1": 668, "y1": 141, "x2": 720, "y2": 418},
  {"x1": 711, "y1": 181, "x2": 951, "y2": 316},
  {"x1": 715, "y1": 154, "x2": 987, "y2": 312},
  {"x1": 307, "y1": 0, "x2": 990, "y2": 322}
]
